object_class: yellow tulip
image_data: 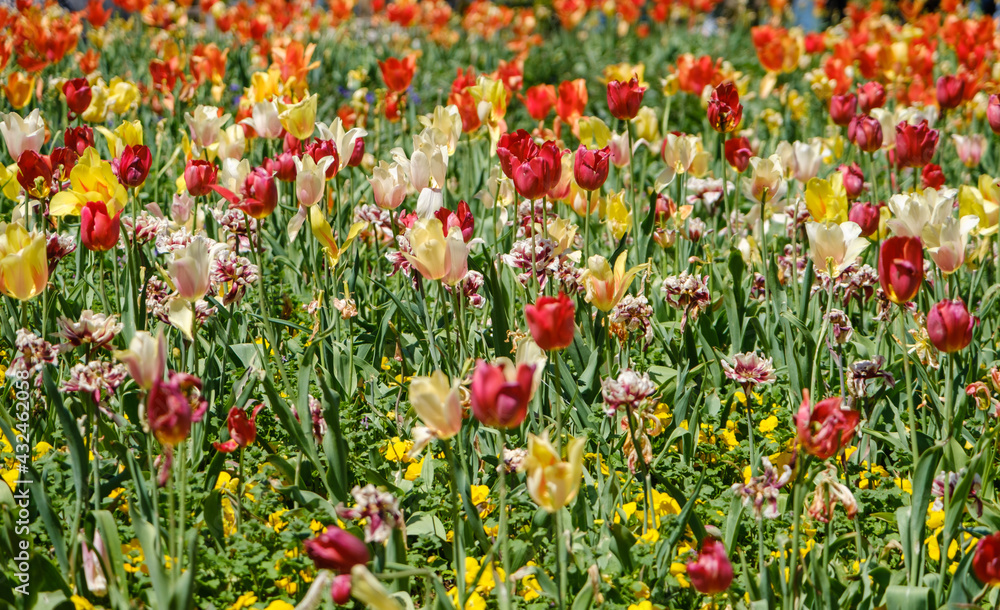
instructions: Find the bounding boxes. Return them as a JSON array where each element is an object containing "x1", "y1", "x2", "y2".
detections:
[
  {"x1": 0, "y1": 222, "x2": 48, "y2": 301},
  {"x1": 4, "y1": 72, "x2": 35, "y2": 110},
  {"x1": 49, "y1": 148, "x2": 128, "y2": 217},
  {"x1": 522, "y1": 431, "x2": 585, "y2": 513},
  {"x1": 605, "y1": 191, "x2": 632, "y2": 241},
  {"x1": 97, "y1": 120, "x2": 143, "y2": 158},
  {"x1": 407, "y1": 371, "x2": 463, "y2": 456},
  {"x1": 309, "y1": 207, "x2": 366, "y2": 267},
  {"x1": 1, "y1": 164, "x2": 21, "y2": 200},
  {"x1": 630, "y1": 106, "x2": 659, "y2": 143},
  {"x1": 804, "y1": 174, "x2": 848, "y2": 224},
  {"x1": 248, "y1": 68, "x2": 283, "y2": 104},
  {"x1": 81, "y1": 82, "x2": 109, "y2": 124},
  {"x1": 468, "y1": 76, "x2": 508, "y2": 147},
  {"x1": 581, "y1": 251, "x2": 649, "y2": 312},
  {"x1": 278, "y1": 94, "x2": 318, "y2": 141},
  {"x1": 578, "y1": 117, "x2": 612, "y2": 149},
  {"x1": 602, "y1": 63, "x2": 646, "y2": 88},
  {"x1": 403, "y1": 218, "x2": 468, "y2": 285},
  {"x1": 107, "y1": 78, "x2": 141, "y2": 115}
]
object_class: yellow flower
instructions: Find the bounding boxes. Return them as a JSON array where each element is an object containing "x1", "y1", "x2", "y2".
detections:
[
  {"x1": 759, "y1": 415, "x2": 779, "y2": 433},
  {"x1": 269, "y1": 509, "x2": 289, "y2": 532},
  {"x1": 263, "y1": 602, "x2": 295, "y2": 610},
  {"x1": 4, "y1": 72, "x2": 35, "y2": 110},
  {"x1": 520, "y1": 573, "x2": 543, "y2": 600},
  {"x1": 894, "y1": 478, "x2": 913, "y2": 494},
  {"x1": 603, "y1": 63, "x2": 646, "y2": 87},
  {"x1": 631, "y1": 106, "x2": 659, "y2": 142},
  {"x1": 49, "y1": 148, "x2": 128, "y2": 217},
  {"x1": 309, "y1": 208, "x2": 365, "y2": 267},
  {"x1": 383, "y1": 437, "x2": 414, "y2": 462},
  {"x1": 248, "y1": 68, "x2": 284, "y2": 103},
  {"x1": 107, "y1": 78, "x2": 141, "y2": 115},
  {"x1": 605, "y1": 191, "x2": 632, "y2": 241},
  {"x1": 97, "y1": 120, "x2": 144, "y2": 158},
  {"x1": 578, "y1": 116, "x2": 612, "y2": 149},
  {"x1": 469, "y1": 485, "x2": 494, "y2": 516},
  {"x1": 447, "y1": 587, "x2": 487, "y2": 610},
  {"x1": 121, "y1": 538, "x2": 147, "y2": 575},
  {"x1": 804, "y1": 174, "x2": 849, "y2": 224},
  {"x1": 278, "y1": 93, "x2": 318, "y2": 140},
  {"x1": 403, "y1": 218, "x2": 469, "y2": 285},
  {"x1": 669, "y1": 562, "x2": 690, "y2": 588},
  {"x1": 0, "y1": 222, "x2": 48, "y2": 302},
  {"x1": 71, "y1": 596, "x2": 95, "y2": 610},
  {"x1": 581, "y1": 251, "x2": 650, "y2": 312},
  {"x1": 1, "y1": 164, "x2": 20, "y2": 199},
  {"x1": 225, "y1": 592, "x2": 258, "y2": 610},
  {"x1": 404, "y1": 457, "x2": 424, "y2": 481},
  {"x1": 81, "y1": 81, "x2": 110, "y2": 123},
  {"x1": 467, "y1": 76, "x2": 508, "y2": 147},
  {"x1": 522, "y1": 431, "x2": 585, "y2": 513}
]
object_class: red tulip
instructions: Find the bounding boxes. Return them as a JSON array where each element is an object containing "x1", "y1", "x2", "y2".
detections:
[
  {"x1": 307, "y1": 139, "x2": 341, "y2": 180},
  {"x1": 574, "y1": 145, "x2": 611, "y2": 191},
  {"x1": 927, "y1": 299, "x2": 975, "y2": 354},
  {"x1": 606, "y1": 76, "x2": 646, "y2": 121},
  {"x1": 348, "y1": 138, "x2": 365, "y2": 167},
  {"x1": 828, "y1": 93, "x2": 857, "y2": 127},
  {"x1": 895, "y1": 120, "x2": 938, "y2": 168},
  {"x1": 849, "y1": 114, "x2": 883, "y2": 153},
  {"x1": 16, "y1": 150, "x2": 53, "y2": 198},
  {"x1": 434, "y1": 200, "x2": 474, "y2": 242},
  {"x1": 184, "y1": 160, "x2": 218, "y2": 197},
  {"x1": 50, "y1": 147, "x2": 79, "y2": 181},
  {"x1": 304, "y1": 526, "x2": 370, "y2": 573},
  {"x1": 848, "y1": 202, "x2": 880, "y2": 237},
  {"x1": 794, "y1": 390, "x2": 859, "y2": 460},
  {"x1": 921, "y1": 163, "x2": 946, "y2": 190},
  {"x1": 80, "y1": 201, "x2": 122, "y2": 252},
  {"x1": 213, "y1": 404, "x2": 265, "y2": 453},
  {"x1": 839, "y1": 163, "x2": 864, "y2": 199},
  {"x1": 231, "y1": 167, "x2": 278, "y2": 220},
  {"x1": 707, "y1": 82, "x2": 743, "y2": 133},
  {"x1": 724, "y1": 137, "x2": 752, "y2": 173},
  {"x1": 988, "y1": 95, "x2": 1000, "y2": 136},
  {"x1": 63, "y1": 78, "x2": 93, "y2": 117},
  {"x1": 265, "y1": 151, "x2": 298, "y2": 183},
  {"x1": 331, "y1": 574, "x2": 352, "y2": 604},
  {"x1": 974, "y1": 532, "x2": 1000, "y2": 586},
  {"x1": 64, "y1": 126, "x2": 95, "y2": 156},
  {"x1": 936, "y1": 75, "x2": 964, "y2": 110},
  {"x1": 470, "y1": 359, "x2": 536, "y2": 429},
  {"x1": 496, "y1": 130, "x2": 562, "y2": 200},
  {"x1": 114, "y1": 144, "x2": 152, "y2": 188},
  {"x1": 857, "y1": 82, "x2": 886, "y2": 113},
  {"x1": 147, "y1": 372, "x2": 207, "y2": 447},
  {"x1": 686, "y1": 538, "x2": 734, "y2": 595},
  {"x1": 524, "y1": 291, "x2": 576, "y2": 351},
  {"x1": 879, "y1": 236, "x2": 923, "y2": 304},
  {"x1": 378, "y1": 55, "x2": 417, "y2": 94},
  {"x1": 524, "y1": 84, "x2": 557, "y2": 121}
]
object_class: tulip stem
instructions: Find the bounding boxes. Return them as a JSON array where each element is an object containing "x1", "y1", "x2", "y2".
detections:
[
  {"x1": 717, "y1": 135, "x2": 731, "y2": 243},
  {"x1": 237, "y1": 446, "x2": 246, "y2": 536},
  {"x1": 785, "y1": 450, "x2": 808, "y2": 610},
  {"x1": 552, "y1": 351, "x2": 563, "y2": 451},
  {"x1": 497, "y1": 429, "x2": 512, "y2": 602},
  {"x1": 898, "y1": 308, "x2": 920, "y2": 463},
  {"x1": 945, "y1": 352, "x2": 954, "y2": 442},
  {"x1": 556, "y1": 508, "x2": 568, "y2": 610},
  {"x1": 442, "y1": 439, "x2": 466, "y2": 610},
  {"x1": 247, "y1": 211, "x2": 291, "y2": 396}
]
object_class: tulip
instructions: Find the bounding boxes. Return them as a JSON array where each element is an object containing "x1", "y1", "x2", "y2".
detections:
[
  {"x1": 369, "y1": 161, "x2": 408, "y2": 210},
  {"x1": 1, "y1": 109, "x2": 45, "y2": 162},
  {"x1": 379, "y1": 55, "x2": 418, "y2": 93},
  {"x1": 582, "y1": 252, "x2": 649, "y2": 312},
  {"x1": 114, "y1": 330, "x2": 167, "y2": 391},
  {"x1": 794, "y1": 390, "x2": 859, "y2": 460},
  {"x1": 169, "y1": 238, "x2": 212, "y2": 301},
  {"x1": 63, "y1": 78, "x2": 93, "y2": 117},
  {"x1": 839, "y1": 163, "x2": 864, "y2": 199},
  {"x1": 789, "y1": 140, "x2": 823, "y2": 183},
  {"x1": 114, "y1": 144, "x2": 152, "y2": 188},
  {"x1": 81, "y1": 201, "x2": 122, "y2": 252},
  {"x1": 525, "y1": 292, "x2": 576, "y2": 351},
  {"x1": 953, "y1": 134, "x2": 986, "y2": 169},
  {"x1": 409, "y1": 371, "x2": 463, "y2": 444},
  {"x1": 184, "y1": 105, "x2": 231, "y2": 150},
  {"x1": 927, "y1": 299, "x2": 975, "y2": 353},
  {"x1": 522, "y1": 431, "x2": 585, "y2": 512},
  {"x1": 974, "y1": 532, "x2": 1000, "y2": 586},
  {"x1": 686, "y1": 538, "x2": 734, "y2": 595},
  {"x1": 857, "y1": 82, "x2": 886, "y2": 113},
  {"x1": 278, "y1": 94, "x2": 318, "y2": 141},
  {"x1": 921, "y1": 164, "x2": 946, "y2": 190},
  {"x1": 100, "y1": 120, "x2": 144, "y2": 158},
  {"x1": 293, "y1": 155, "x2": 333, "y2": 208},
  {"x1": 217, "y1": 124, "x2": 246, "y2": 161},
  {"x1": 240, "y1": 100, "x2": 284, "y2": 139},
  {"x1": 707, "y1": 81, "x2": 743, "y2": 133},
  {"x1": 184, "y1": 159, "x2": 218, "y2": 197},
  {"x1": 304, "y1": 526, "x2": 371, "y2": 573},
  {"x1": 5, "y1": 73, "x2": 35, "y2": 110},
  {"x1": 50, "y1": 147, "x2": 79, "y2": 181},
  {"x1": 16, "y1": 150, "x2": 53, "y2": 199},
  {"x1": 496, "y1": 130, "x2": 562, "y2": 200},
  {"x1": 316, "y1": 118, "x2": 368, "y2": 173},
  {"x1": 925, "y1": 215, "x2": 978, "y2": 274},
  {"x1": 724, "y1": 137, "x2": 752, "y2": 173},
  {"x1": 574, "y1": 145, "x2": 611, "y2": 191},
  {"x1": 348, "y1": 138, "x2": 365, "y2": 167},
  {"x1": 49, "y1": 148, "x2": 128, "y2": 218},
  {"x1": 804, "y1": 221, "x2": 868, "y2": 278},
  {"x1": 65, "y1": 126, "x2": 95, "y2": 156},
  {"x1": 214, "y1": 404, "x2": 265, "y2": 452},
  {"x1": 470, "y1": 359, "x2": 536, "y2": 429},
  {"x1": 849, "y1": 114, "x2": 883, "y2": 153},
  {"x1": 0, "y1": 222, "x2": 48, "y2": 301},
  {"x1": 828, "y1": 93, "x2": 856, "y2": 127},
  {"x1": 878, "y1": 236, "x2": 924, "y2": 304},
  {"x1": 741, "y1": 155, "x2": 787, "y2": 205},
  {"x1": 434, "y1": 200, "x2": 474, "y2": 243},
  {"x1": 936, "y1": 75, "x2": 964, "y2": 110},
  {"x1": 556, "y1": 78, "x2": 588, "y2": 127},
  {"x1": 848, "y1": 203, "x2": 880, "y2": 237},
  {"x1": 306, "y1": 139, "x2": 341, "y2": 180},
  {"x1": 607, "y1": 76, "x2": 646, "y2": 121},
  {"x1": 661, "y1": 133, "x2": 710, "y2": 177},
  {"x1": 895, "y1": 120, "x2": 938, "y2": 168},
  {"x1": 147, "y1": 372, "x2": 207, "y2": 446},
  {"x1": 81, "y1": 531, "x2": 109, "y2": 597},
  {"x1": 524, "y1": 84, "x2": 557, "y2": 121},
  {"x1": 804, "y1": 176, "x2": 848, "y2": 224},
  {"x1": 265, "y1": 152, "x2": 297, "y2": 182},
  {"x1": 989, "y1": 95, "x2": 1000, "y2": 136},
  {"x1": 403, "y1": 218, "x2": 468, "y2": 285}
]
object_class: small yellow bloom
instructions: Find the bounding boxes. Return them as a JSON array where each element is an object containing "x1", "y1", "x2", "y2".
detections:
[{"x1": 4, "y1": 72, "x2": 35, "y2": 109}]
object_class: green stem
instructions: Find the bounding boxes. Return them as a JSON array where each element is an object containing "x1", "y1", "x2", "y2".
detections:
[
  {"x1": 497, "y1": 429, "x2": 511, "y2": 603},
  {"x1": 898, "y1": 309, "x2": 920, "y2": 463},
  {"x1": 443, "y1": 440, "x2": 466, "y2": 610}
]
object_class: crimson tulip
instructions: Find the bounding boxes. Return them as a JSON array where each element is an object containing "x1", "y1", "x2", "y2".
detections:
[
  {"x1": 857, "y1": 81, "x2": 886, "y2": 113},
  {"x1": 707, "y1": 82, "x2": 742, "y2": 133},
  {"x1": 895, "y1": 120, "x2": 938, "y2": 168},
  {"x1": 828, "y1": 93, "x2": 856, "y2": 127},
  {"x1": 331, "y1": 574, "x2": 352, "y2": 604},
  {"x1": 686, "y1": 538, "x2": 734, "y2": 595},
  {"x1": 574, "y1": 145, "x2": 611, "y2": 191},
  {"x1": 936, "y1": 75, "x2": 964, "y2": 110},
  {"x1": 16, "y1": 150, "x2": 53, "y2": 198},
  {"x1": 266, "y1": 151, "x2": 297, "y2": 183},
  {"x1": 50, "y1": 147, "x2": 79, "y2": 181},
  {"x1": 879, "y1": 236, "x2": 923, "y2": 304},
  {"x1": 231, "y1": 167, "x2": 278, "y2": 220},
  {"x1": 80, "y1": 201, "x2": 122, "y2": 252},
  {"x1": 304, "y1": 526, "x2": 370, "y2": 573},
  {"x1": 348, "y1": 138, "x2": 365, "y2": 167},
  {"x1": 307, "y1": 139, "x2": 341, "y2": 180},
  {"x1": 63, "y1": 78, "x2": 92, "y2": 117},
  {"x1": 184, "y1": 160, "x2": 218, "y2": 197},
  {"x1": 213, "y1": 404, "x2": 265, "y2": 453},
  {"x1": 470, "y1": 359, "x2": 536, "y2": 429},
  {"x1": 525, "y1": 292, "x2": 576, "y2": 351},
  {"x1": 606, "y1": 76, "x2": 646, "y2": 121},
  {"x1": 839, "y1": 163, "x2": 864, "y2": 199},
  {"x1": 724, "y1": 137, "x2": 752, "y2": 173},
  {"x1": 147, "y1": 372, "x2": 207, "y2": 447},
  {"x1": 434, "y1": 200, "x2": 474, "y2": 242},
  {"x1": 848, "y1": 202, "x2": 880, "y2": 237},
  {"x1": 850, "y1": 114, "x2": 883, "y2": 153},
  {"x1": 974, "y1": 532, "x2": 1000, "y2": 586},
  {"x1": 64, "y1": 126, "x2": 95, "y2": 156},
  {"x1": 795, "y1": 390, "x2": 859, "y2": 460},
  {"x1": 921, "y1": 163, "x2": 946, "y2": 189},
  {"x1": 496, "y1": 129, "x2": 562, "y2": 200},
  {"x1": 927, "y1": 299, "x2": 975, "y2": 353},
  {"x1": 115, "y1": 144, "x2": 152, "y2": 188}
]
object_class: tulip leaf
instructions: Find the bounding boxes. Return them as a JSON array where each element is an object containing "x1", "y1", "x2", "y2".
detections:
[{"x1": 884, "y1": 585, "x2": 933, "y2": 610}]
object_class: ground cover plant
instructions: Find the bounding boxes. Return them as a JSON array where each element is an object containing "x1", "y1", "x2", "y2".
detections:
[{"x1": 3, "y1": 0, "x2": 1000, "y2": 608}]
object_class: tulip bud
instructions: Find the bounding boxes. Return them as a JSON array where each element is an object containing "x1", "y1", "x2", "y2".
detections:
[
  {"x1": 848, "y1": 202, "x2": 880, "y2": 237},
  {"x1": 895, "y1": 120, "x2": 939, "y2": 168},
  {"x1": 927, "y1": 299, "x2": 975, "y2": 353},
  {"x1": 988, "y1": 95, "x2": 1000, "y2": 136},
  {"x1": 305, "y1": 526, "x2": 371, "y2": 573},
  {"x1": 114, "y1": 144, "x2": 152, "y2": 188},
  {"x1": 331, "y1": 574, "x2": 352, "y2": 605},
  {"x1": 606, "y1": 77, "x2": 646, "y2": 121},
  {"x1": 348, "y1": 138, "x2": 365, "y2": 167},
  {"x1": 266, "y1": 151, "x2": 297, "y2": 183},
  {"x1": 470, "y1": 359, "x2": 536, "y2": 429},
  {"x1": 857, "y1": 82, "x2": 886, "y2": 113},
  {"x1": 573, "y1": 144, "x2": 611, "y2": 191},
  {"x1": 839, "y1": 163, "x2": 864, "y2": 199},
  {"x1": 686, "y1": 538, "x2": 734, "y2": 595},
  {"x1": 81, "y1": 201, "x2": 122, "y2": 252},
  {"x1": 524, "y1": 292, "x2": 576, "y2": 351},
  {"x1": 850, "y1": 114, "x2": 883, "y2": 153},
  {"x1": 878, "y1": 236, "x2": 924, "y2": 304},
  {"x1": 936, "y1": 75, "x2": 964, "y2": 110},
  {"x1": 724, "y1": 137, "x2": 752, "y2": 173},
  {"x1": 63, "y1": 78, "x2": 93, "y2": 117},
  {"x1": 184, "y1": 160, "x2": 218, "y2": 197},
  {"x1": 306, "y1": 139, "x2": 341, "y2": 180},
  {"x1": 829, "y1": 93, "x2": 857, "y2": 127}
]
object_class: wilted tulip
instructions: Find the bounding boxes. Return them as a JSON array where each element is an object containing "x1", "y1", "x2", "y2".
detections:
[
  {"x1": 214, "y1": 404, "x2": 265, "y2": 452},
  {"x1": 525, "y1": 292, "x2": 576, "y2": 351},
  {"x1": 521, "y1": 431, "x2": 585, "y2": 512},
  {"x1": 878, "y1": 236, "x2": 924, "y2": 304},
  {"x1": 470, "y1": 359, "x2": 536, "y2": 429},
  {"x1": 147, "y1": 372, "x2": 207, "y2": 446},
  {"x1": 607, "y1": 76, "x2": 646, "y2": 121},
  {"x1": 686, "y1": 538, "x2": 734, "y2": 595},
  {"x1": 927, "y1": 299, "x2": 975, "y2": 353},
  {"x1": 304, "y1": 526, "x2": 371, "y2": 573},
  {"x1": 794, "y1": 390, "x2": 859, "y2": 460},
  {"x1": 81, "y1": 201, "x2": 122, "y2": 252}
]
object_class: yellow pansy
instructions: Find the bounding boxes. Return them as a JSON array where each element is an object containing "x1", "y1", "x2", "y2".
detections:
[
  {"x1": 225, "y1": 593, "x2": 257, "y2": 610},
  {"x1": 383, "y1": 437, "x2": 414, "y2": 462}
]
